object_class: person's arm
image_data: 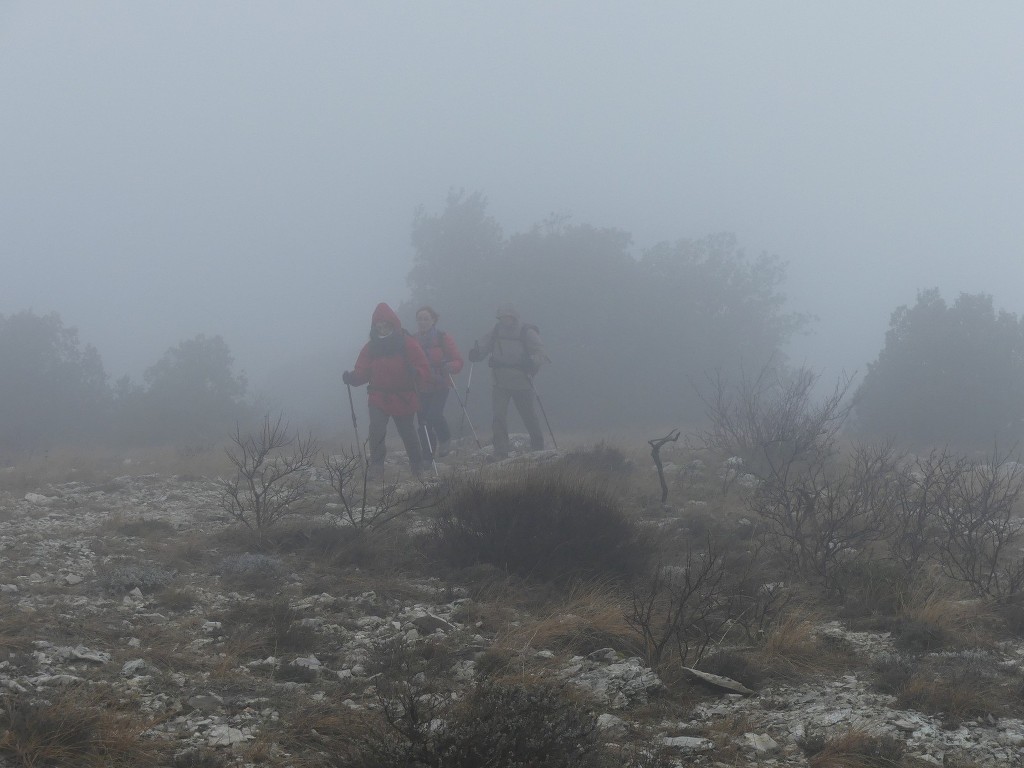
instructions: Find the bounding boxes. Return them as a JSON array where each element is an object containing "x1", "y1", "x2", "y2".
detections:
[
  {"x1": 467, "y1": 328, "x2": 494, "y2": 362},
  {"x1": 344, "y1": 345, "x2": 372, "y2": 386},
  {"x1": 442, "y1": 332, "x2": 464, "y2": 375}
]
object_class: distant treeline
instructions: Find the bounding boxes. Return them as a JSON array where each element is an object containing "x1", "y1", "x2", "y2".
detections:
[
  {"x1": 4, "y1": 192, "x2": 1023, "y2": 455},
  {"x1": 0, "y1": 311, "x2": 252, "y2": 455}
]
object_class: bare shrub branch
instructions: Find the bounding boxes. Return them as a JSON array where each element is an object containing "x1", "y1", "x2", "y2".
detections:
[
  {"x1": 219, "y1": 414, "x2": 319, "y2": 540},
  {"x1": 323, "y1": 448, "x2": 438, "y2": 532},
  {"x1": 697, "y1": 362, "x2": 853, "y2": 481},
  {"x1": 753, "y1": 442, "x2": 902, "y2": 594},
  {"x1": 626, "y1": 537, "x2": 728, "y2": 668},
  {"x1": 932, "y1": 445, "x2": 1024, "y2": 599}
]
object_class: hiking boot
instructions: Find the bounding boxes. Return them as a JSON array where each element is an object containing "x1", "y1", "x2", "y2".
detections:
[{"x1": 436, "y1": 440, "x2": 451, "y2": 458}]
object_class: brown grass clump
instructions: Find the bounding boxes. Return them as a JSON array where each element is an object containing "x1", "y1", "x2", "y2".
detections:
[
  {"x1": 0, "y1": 601, "x2": 37, "y2": 655},
  {"x1": 749, "y1": 607, "x2": 857, "y2": 682},
  {"x1": 217, "y1": 597, "x2": 318, "y2": 660},
  {"x1": 254, "y1": 695, "x2": 391, "y2": 767},
  {"x1": 801, "y1": 727, "x2": 905, "y2": 768},
  {"x1": 895, "y1": 592, "x2": 996, "y2": 651},
  {"x1": 493, "y1": 579, "x2": 638, "y2": 658},
  {"x1": 0, "y1": 687, "x2": 167, "y2": 767},
  {"x1": 892, "y1": 653, "x2": 1021, "y2": 725}
]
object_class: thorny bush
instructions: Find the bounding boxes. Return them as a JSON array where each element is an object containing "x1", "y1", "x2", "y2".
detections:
[{"x1": 430, "y1": 469, "x2": 651, "y2": 582}]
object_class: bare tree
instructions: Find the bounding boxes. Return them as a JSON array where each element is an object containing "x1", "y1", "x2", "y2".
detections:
[
  {"x1": 323, "y1": 449, "x2": 437, "y2": 532},
  {"x1": 220, "y1": 414, "x2": 319, "y2": 540},
  {"x1": 697, "y1": 362, "x2": 854, "y2": 481},
  {"x1": 933, "y1": 446, "x2": 1024, "y2": 600},
  {"x1": 626, "y1": 538, "x2": 728, "y2": 667},
  {"x1": 887, "y1": 448, "x2": 961, "y2": 575},
  {"x1": 752, "y1": 442, "x2": 901, "y2": 594}
]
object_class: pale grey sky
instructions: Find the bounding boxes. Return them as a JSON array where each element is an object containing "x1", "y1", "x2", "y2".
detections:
[{"x1": 2, "y1": 2, "x2": 1023, "y2": 401}]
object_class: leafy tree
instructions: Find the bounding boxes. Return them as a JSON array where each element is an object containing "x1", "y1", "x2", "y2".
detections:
[
  {"x1": 406, "y1": 188, "x2": 504, "y2": 337},
  {"x1": 631, "y1": 233, "x2": 807, "y2": 424},
  {"x1": 0, "y1": 310, "x2": 109, "y2": 453},
  {"x1": 137, "y1": 334, "x2": 251, "y2": 443},
  {"x1": 853, "y1": 289, "x2": 1024, "y2": 448},
  {"x1": 405, "y1": 193, "x2": 808, "y2": 430}
]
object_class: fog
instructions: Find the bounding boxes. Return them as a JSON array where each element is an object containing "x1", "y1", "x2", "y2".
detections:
[{"x1": 3, "y1": 3, "x2": 1023, "y2": 427}]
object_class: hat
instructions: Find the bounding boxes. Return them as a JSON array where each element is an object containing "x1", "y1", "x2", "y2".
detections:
[{"x1": 495, "y1": 302, "x2": 518, "y2": 320}]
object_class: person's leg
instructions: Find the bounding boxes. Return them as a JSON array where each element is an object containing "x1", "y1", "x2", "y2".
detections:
[
  {"x1": 367, "y1": 404, "x2": 390, "y2": 468},
  {"x1": 393, "y1": 414, "x2": 424, "y2": 475},
  {"x1": 511, "y1": 388, "x2": 545, "y2": 451},
  {"x1": 491, "y1": 386, "x2": 513, "y2": 457}
]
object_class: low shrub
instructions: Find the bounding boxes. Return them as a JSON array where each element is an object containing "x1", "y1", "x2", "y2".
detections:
[
  {"x1": 219, "y1": 598, "x2": 317, "y2": 657},
  {"x1": 870, "y1": 650, "x2": 1022, "y2": 726},
  {"x1": 98, "y1": 563, "x2": 177, "y2": 594},
  {"x1": 431, "y1": 470, "x2": 650, "y2": 583},
  {"x1": 555, "y1": 442, "x2": 634, "y2": 478},
  {"x1": 369, "y1": 676, "x2": 605, "y2": 768},
  {"x1": 217, "y1": 552, "x2": 286, "y2": 592}
]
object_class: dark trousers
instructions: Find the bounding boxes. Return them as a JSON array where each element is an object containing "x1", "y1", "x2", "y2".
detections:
[
  {"x1": 368, "y1": 405, "x2": 423, "y2": 472},
  {"x1": 418, "y1": 389, "x2": 451, "y2": 456},
  {"x1": 491, "y1": 386, "x2": 544, "y2": 456}
]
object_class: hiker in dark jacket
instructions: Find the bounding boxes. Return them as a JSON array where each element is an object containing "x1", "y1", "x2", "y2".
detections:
[
  {"x1": 414, "y1": 306, "x2": 463, "y2": 459},
  {"x1": 467, "y1": 303, "x2": 548, "y2": 458},
  {"x1": 343, "y1": 302, "x2": 431, "y2": 477}
]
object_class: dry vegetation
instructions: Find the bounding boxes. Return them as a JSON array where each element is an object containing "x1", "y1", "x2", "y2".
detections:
[{"x1": 3, "y1": 392, "x2": 1024, "y2": 766}]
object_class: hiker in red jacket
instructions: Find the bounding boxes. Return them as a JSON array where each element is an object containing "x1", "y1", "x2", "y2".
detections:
[
  {"x1": 343, "y1": 303, "x2": 430, "y2": 477},
  {"x1": 413, "y1": 305, "x2": 464, "y2": 459}
]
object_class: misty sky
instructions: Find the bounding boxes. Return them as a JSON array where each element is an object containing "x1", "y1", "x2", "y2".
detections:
[{"x1": 2, "y1": 2, "x2": 1023, "y2": 401}]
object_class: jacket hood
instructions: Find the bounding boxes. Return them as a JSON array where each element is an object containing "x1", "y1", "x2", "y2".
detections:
[{"x1": 371, "y1": 302, "x2": 402, "y2": 331}]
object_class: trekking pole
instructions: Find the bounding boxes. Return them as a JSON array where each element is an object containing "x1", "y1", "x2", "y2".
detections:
[
  {"x1": 421, "y1": 423, "x2": 440, "y2": 478},
  {"x1": 457, "y1": 362, "x2": 474, "y2": 439},
  {"x1": 345, "y1": 383, "x2": 365, "y2": 464},
  {"x1": 530, "y1": 379, "x2": 558, "y2": 450},
  {"x1": 448, "y1": 372, "x2": 482, "y2": 449}
]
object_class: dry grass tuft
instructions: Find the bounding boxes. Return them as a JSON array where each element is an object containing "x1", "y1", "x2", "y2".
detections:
[
  {"x1": 0, "y1": 686, "x2": 167, "y2": 767},
  {"x1": 802, "y1": 726, "x2": 905, "y2": 768},
  {"x1": 749, "y1": 606, "x2": 856, "y2": 682},
  {"x1": 493, "y1": 579, "x2": 637, "y2": 658},
  {"x1": 0, "y1": 601, "x2": 37, "y2": 655}
]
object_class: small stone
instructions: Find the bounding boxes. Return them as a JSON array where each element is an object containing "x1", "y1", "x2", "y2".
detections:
[{"x1": 662, "y1": 736, "x2": 714, "y2": 752}]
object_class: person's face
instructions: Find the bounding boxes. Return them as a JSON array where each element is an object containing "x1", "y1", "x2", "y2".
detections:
[
  {"x1": 375, "y1": 320, "x2": 394, "y2": 337},
  {"x1": 498, "y1": 314, "x2": 516, "y2": 329},
  {"x1": 416, "y1": 312, "x2": 434, "y2": 332}
]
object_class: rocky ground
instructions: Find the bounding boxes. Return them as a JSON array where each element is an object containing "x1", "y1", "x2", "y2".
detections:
[{"x1": 1, "y1": 441, "x2": 1024, "y2": 767}]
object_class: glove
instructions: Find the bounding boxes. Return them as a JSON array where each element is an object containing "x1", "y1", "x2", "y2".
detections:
[
  {"x1": 342, "y1": 370, "x2": 353, "y2": 385},
  {"x1": 467, "y1": 343, "x2": 482, "y2": 363}
]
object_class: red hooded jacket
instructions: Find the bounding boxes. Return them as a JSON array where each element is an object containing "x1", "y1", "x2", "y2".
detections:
[
  {"x1": 348, "y1": 303, "x2": 431, "y2": 416},
  {"x1": 415, "y1": 327, "x2": 464, "y2": 392}
]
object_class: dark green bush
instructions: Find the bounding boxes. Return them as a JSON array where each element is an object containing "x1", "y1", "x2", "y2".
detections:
[
  {"x1": 430, "y1": 470, "x2": 650, "y2": 582},
  {"x1": 555, "y1": 442, "x2": 633, "y2": 478}
]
